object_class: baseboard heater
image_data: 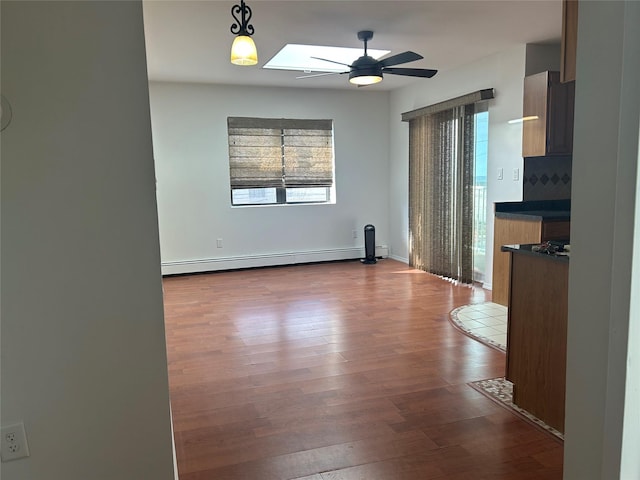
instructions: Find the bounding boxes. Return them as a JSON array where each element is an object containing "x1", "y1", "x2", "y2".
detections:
[{"x1": 162, "y1": 246, "x2": 390, "y2": 275}]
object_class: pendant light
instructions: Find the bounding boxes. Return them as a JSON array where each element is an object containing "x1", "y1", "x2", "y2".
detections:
[{"x1": 230, "y1": 0, "x2": 258, "y2": 66}]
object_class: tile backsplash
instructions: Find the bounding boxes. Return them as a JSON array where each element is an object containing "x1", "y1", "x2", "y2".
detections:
[{"x1": 523, "y1": 155, "x2": 572, "y2": 201}]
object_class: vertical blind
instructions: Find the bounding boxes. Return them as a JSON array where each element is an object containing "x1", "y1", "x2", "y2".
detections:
[
  {"x1": 403, "y1": 89, "x2": 493, "y2": 284},
  {"x1": 228, "y1": 117, "x2": 334, "y2": 188}
]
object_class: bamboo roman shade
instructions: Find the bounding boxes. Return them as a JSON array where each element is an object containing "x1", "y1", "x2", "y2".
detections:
[{"x1": 228, "y1": 117, "x2": 334, "y2": 188}]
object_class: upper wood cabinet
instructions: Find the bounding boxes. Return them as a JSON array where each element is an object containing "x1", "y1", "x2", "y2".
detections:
[
  {"x1": 561, "y1": 0, "x2": 578, "y2": 83},
  {"x1": 522, "y1": 71, "x2": 575, "y2": 157}
]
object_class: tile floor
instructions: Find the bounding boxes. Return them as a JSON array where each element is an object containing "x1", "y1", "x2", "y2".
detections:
[{"x1": 451, "y1": 302, "x2": 508, "y2": 350}]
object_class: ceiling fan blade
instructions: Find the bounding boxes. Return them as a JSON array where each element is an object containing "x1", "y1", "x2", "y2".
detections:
[
  {"x1": 383, "y1": 67, "x2": 438, "y2": 78},
  {"x1": 379, "y1": 51, "x2": 423, "y2": 67},
  {"x1": 296, "y1": 71, "x2": 346, "y2": 79},
  {"x1": 310, "y1": 56, "x2": 352, "y2": 68}
]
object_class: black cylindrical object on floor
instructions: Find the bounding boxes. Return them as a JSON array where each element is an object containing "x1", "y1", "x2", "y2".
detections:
[{"x1": 362, "y1": 224, "x2": 377, "y2": 264}]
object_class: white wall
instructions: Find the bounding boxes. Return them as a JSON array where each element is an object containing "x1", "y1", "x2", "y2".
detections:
[
  {"x1": 525, "y1": 43, "x2": 561, "y2": 76},
  {"x1": 564, "y1": 1, "x2": 640, "y2": 479},
  {"x1": 1, "y1": 2, "x2": 175, "y2": 479},
  {"x1": 388, "y1": 46, "x2": 527, "y2": 285},
  {"x1": 624, "y1": 118, "x2": 640, "y2": 477},
  {"x1": 149, "y1": 82, "x2": 391, "y2": 274}
]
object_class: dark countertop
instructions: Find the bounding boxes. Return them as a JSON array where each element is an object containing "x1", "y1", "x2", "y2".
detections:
[
  {"x1": 501, "y1": 243, "x2": 570, "y2": 263},
  {"x1": 495, "y1": 210, "x2": 571, "y2": 221},
  {"x1": 495, "y1": 199, "x2": 571, "y2": 221}
]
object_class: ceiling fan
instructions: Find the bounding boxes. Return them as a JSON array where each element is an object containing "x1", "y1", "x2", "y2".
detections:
[{"x1": 300, "y1": 30, "x2": 438, "y2": 86}]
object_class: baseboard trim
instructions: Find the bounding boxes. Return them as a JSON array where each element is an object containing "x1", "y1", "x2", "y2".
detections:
[
  {"x1": 389, "y1": 254, "x2": 408, "y2": 264},
  {"x1": 161, "y1": 246, "x2": 390, "y2": 275}
]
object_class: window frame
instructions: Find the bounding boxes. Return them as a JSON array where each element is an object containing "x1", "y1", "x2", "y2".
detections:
[{"x1": 230, "y1": 186, "x2": 332, "y2": 207}]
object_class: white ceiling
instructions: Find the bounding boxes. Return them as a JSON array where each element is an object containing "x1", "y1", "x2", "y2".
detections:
[{"x1": 143, "y1": 0, "x2": 562, "y2": 91}]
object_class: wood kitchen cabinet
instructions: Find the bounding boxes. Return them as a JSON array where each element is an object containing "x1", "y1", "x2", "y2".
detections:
[
  {"x1": 504, "y1": 246, "x2": 568, "y2": 433},
  {"x1": 561, "y1": 0, "x2": 578, "y2": 83},
  {"x1": 491, "y1": 215, "x2": 570, "y2": 306},
  {"x1": 522, "y1": 71, "x2": 575, "y2": 157}
]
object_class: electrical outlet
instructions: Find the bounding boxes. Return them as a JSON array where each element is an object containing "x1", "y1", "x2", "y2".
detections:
[
  {"x1": 216, "y1": 238, "x2": 223, "y2": 248},
  {"x1": 352, "y1": 229, "x2": 358, "y2": 239},
  {"x1": 513, "y1": 168, "x2": 520, "y2": 181},
  {"x1": 1, "y1": 422, "x2": 30, "y2": 462}
]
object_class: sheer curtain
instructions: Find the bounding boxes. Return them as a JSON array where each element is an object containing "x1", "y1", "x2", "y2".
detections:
[{"x1": 403, "y1": 90, "x2": 493, "y2": 284}]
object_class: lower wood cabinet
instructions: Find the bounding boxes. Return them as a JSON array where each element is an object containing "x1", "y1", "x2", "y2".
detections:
[
  {"x1": 492, "y1": 216, "x2": 569, "y2": 306},
  {"x1": 505, "y1": 251, "x2": 568, "y2": 433}
]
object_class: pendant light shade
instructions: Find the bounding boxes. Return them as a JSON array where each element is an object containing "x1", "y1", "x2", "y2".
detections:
[
  {"x1": 231, "y1": 35, "x2": 258, "y2": 66},
  {"x1": 230, "y1": 0, "x2": 258, "y2": 66}
]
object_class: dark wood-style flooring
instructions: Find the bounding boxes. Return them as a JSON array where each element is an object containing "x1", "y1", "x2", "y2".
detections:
[{"x1": 163, "y1": 259, "x2": 563, "y2": 479}]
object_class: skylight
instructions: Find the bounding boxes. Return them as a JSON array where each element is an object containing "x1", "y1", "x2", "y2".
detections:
[{"x1": 264, "y1": 44, "x2": 391, "y2": 73}]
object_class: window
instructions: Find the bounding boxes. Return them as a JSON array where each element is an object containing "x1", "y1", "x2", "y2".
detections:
[
  {"x1": 227, "y1": 117, "x2": 335, "y2": 206},
  {"x1": 472, "y1": 106, "x2": 489, "y2": 283}
]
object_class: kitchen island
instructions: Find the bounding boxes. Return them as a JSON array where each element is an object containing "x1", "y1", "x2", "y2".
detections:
[{"x1": 501, "y1": 244, "x2": 569, "y2": 434}]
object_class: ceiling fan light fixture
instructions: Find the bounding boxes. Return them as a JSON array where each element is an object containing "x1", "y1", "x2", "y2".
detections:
[
  {"x1": 230, "y1": 0, "x2": 258, "y2": 66},
  {"x1": 349, "y1": 57, "x2": 383, "y2": 85},
  {"x1": 291, "y1": 31, "x2": 437, "y2": 86},
  {"x1": 349, "y1": 74, "x2": 383, "y2": 86}
]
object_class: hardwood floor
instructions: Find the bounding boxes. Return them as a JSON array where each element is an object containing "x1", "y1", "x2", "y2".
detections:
[{"x1": 163, "y1": 259, "x2": 563, "y2": 479}]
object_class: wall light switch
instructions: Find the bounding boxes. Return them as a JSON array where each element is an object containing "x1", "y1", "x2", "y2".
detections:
[{"x1": 497, "y1": 168, "x2": 503, "y2": 180}]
